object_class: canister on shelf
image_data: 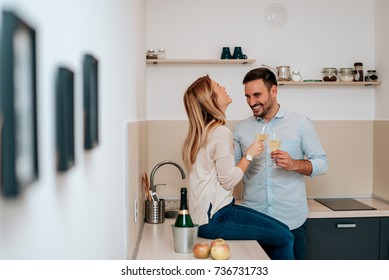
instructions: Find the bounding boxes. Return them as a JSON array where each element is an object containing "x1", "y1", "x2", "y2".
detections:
[
  {"x1": 338, "y1": 68, "x2": 354, "y2": 82},
  {"x1": 291, "y1": 71, "x2": 302, "y2": 82},
  {"x1": 146, "y1": 49, "x2": 157, "y2": 59},
  {"x1": 157, "y1": 49, "x2": 166, "y2": 59},
  {"x1": 353, "y1": 62, "x2": 363, "y2": 82},
  {"x1": 365, "y1": 70, "x2": 378, "y2": 82},
  {"x1": 321, "y1": 67, "x2": 337, "y2": 82},
  {"x1": 276, "y1": 66, "x2": 291, "y2": 81}
]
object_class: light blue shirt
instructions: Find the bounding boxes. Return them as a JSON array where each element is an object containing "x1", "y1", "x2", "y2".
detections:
[{"x1": 233, "y1": 107, "x2": 328, "y2": 230}]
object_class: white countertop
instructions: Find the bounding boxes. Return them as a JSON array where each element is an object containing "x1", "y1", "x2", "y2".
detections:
[
  {"x1": 136, "y1": 197, "x2": 389, "y2": 260},
  {"x1": 136, "y1": 218, "x2": 270, "y2": 260},
  {"x1": 308, "y1": 197, "x2": 389, "y2": 218}
]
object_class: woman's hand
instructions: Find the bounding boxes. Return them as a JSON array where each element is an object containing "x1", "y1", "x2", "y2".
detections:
[{"x1": 246, "y1": 140, "x2": 265, "y2": 158}]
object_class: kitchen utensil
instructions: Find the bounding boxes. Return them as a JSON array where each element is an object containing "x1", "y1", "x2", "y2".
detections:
[
  {"x1": 142, "y1": 172, "x2": 152, "y2": 201},
  {"x1": 145, "y1": 199, "x2": 165, "y2": 224},
  {"x1": 149, "y1": 190, "x2": 159, "y2": 201}
]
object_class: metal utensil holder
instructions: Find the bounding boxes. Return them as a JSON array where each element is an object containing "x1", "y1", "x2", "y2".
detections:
[{"x1": 145, "y1": 199, "x2": 165, "y2": 224}]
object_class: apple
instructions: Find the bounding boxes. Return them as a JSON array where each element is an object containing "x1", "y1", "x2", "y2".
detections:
[
  {"x1": 192, "y1": 243, "x2": 210, "y2": 259},
  {"x1": 210, "y1": 243, "x2": 230, "y2": 260},
  {"x1": 210, "y1": 238, "x2": 226, "y2": 248}
]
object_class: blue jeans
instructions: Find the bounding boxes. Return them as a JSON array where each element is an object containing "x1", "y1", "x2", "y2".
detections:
[
  {"x1": 198, "y1": 199, "x2": 295, "y2": 260},
  {"x1": 291, "y1": 220, "x2": 307, "y2": 260},
  {"x1": 261, "y1": 220, "x2": 307, "y2": 260}
]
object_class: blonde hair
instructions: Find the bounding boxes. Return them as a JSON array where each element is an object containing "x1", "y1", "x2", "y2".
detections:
[{"x1": 182, "y1": 75, "x2": 226, "y2": 171}]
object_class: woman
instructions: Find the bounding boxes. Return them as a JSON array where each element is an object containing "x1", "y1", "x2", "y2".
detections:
[{"x1": 182, "y1": 75, "x2": 294, "y2": 260}]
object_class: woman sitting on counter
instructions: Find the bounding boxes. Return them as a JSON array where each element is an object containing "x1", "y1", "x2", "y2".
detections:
[{"x1": 182, "y1": 75, "x2": 294, "y2": 260}]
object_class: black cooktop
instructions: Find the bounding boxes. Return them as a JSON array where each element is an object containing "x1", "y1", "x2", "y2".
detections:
[{"x1": 314, "y1": 198, "x2": 377, "y2": 211}]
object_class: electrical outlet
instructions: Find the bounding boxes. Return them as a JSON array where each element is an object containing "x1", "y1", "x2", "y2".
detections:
[{"x1": 133, "y1": 198, "x2": 138, "y2": 223}]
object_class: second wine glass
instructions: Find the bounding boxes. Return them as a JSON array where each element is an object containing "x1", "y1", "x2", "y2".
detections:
[{"x1": 268, "y1": 131, "x2": 281, "y2": 168}]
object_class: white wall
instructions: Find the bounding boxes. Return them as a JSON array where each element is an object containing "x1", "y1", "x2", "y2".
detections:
[
  {"x1": 375, "y1": 0, "x2": 389, "y2": 120},
  {"x1": 147, "y1": 0, "x2": 376, "y2": 121},
  {"x1": 0, "y1": 0, "x2": 146, "y2": 259}
]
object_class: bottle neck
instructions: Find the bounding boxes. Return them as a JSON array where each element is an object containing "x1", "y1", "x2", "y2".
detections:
[{"x1": 179, "y1": 189, "x2": 189, "y2": 210}]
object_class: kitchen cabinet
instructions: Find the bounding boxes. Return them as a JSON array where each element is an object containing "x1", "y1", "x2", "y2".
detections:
[
  {"x1": 380, "y1": 217, "x2": 389, "y2": 259},
  {"x1": 146, "y1": 58, "x2": 256, "y2": 65},
  {"x1": 306, "y1": 217, "x2": 381, "y2": 260},
  {"x1": 306, "y1": 198, "x2": 389, "y2": 260}
]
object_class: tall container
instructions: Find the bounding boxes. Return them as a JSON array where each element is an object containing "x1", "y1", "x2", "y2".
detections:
[{"x1": 145, "y1": 199, "x2": 165, "y2": 224}]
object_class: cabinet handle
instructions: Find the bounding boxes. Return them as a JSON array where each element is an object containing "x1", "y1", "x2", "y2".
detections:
[{"x1": 336, "y1": 223, "x2": 357, "y2": 228}]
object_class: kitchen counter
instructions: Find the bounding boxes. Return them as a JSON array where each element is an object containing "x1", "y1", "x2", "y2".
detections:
[
  {"x1": 308, "y1": 197, "x2": 389, "y2": 218},
  {"x1": 136, "y1": 197, "x2": 389, "y2": 260},
  {"x1": 136, "y1": 218, "x2": 270, "y2": 260}
]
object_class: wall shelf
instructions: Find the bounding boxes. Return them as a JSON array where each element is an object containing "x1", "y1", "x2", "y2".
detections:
[
  {"x1": 278, "y1": 81, "x2": 382, "y2": 87},
  {"x1": 146, "y1": 58, "x2": 256, "y2": 65}
]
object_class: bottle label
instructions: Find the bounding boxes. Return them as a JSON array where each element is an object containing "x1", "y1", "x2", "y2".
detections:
[{"x1": 178, "y1": 210, "x2": 189, "y2": 215}]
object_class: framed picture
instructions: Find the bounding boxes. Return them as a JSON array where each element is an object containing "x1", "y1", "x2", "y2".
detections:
[
  {"x1": 55, "y1": 67, "x2": 75, "y2": 171},
  {"x1": 0, "y1": 11, "x2": 38, "y2": 197},
  {"x1": 83, "y1": 54, "x2": 99, "y2": 150}
]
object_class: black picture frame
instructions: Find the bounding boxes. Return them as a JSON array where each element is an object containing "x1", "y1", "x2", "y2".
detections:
[
  {"x1": 55, "y1": 67, "x2": 75, "y2": 172},
  {"x1": 0, "y1": 11, "x2": 39, "y2": 197},
  {"x1": 83, "y1": 54, "x2": 99, "y2": 150}
]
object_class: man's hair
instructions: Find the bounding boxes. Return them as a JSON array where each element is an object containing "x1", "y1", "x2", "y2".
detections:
[{"x1": 242, "y1": 67, "x2": 277, "y2": 92}]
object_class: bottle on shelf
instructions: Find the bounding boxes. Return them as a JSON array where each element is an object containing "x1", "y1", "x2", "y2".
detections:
[
  {"x1": 174, "y1": 187, "x2": 194, "y2": 227},
  {"x1": 353, "y1": 62, "x2": 364, "y2": 82}
]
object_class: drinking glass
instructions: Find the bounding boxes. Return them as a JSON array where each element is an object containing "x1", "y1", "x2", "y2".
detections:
[
  {"x1": 256, "y1": 124, "x2": 268, "y2": 142},
  {"x1": 268, "y1": 131, "x2": 281, "y2": 168}
]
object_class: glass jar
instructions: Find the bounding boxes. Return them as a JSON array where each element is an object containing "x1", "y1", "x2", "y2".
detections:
[
  {"x1": 146, "y1": 49, "x2": 157, "y2": 59},
  {"x1": 157, "y1": 49, "x2": 166, "y2": 59},
  {"x1": 338, "y1": 68, "x2": 354, "y2": 82},
  {"x1": 291, "y1": 71, "x2": 302, "y2": 82},
  {"x1": 277, "y1": 66, "x2": 291, "y2": 81},
  {"x1": 353, "y1": 62, "x2": 363, "y2": 81},
  {"x1": 321, "y1": 67, "x2": 337, "y2": 82},
  {"x1": 365, "y1": 70, "x2": 378, "y2": 82}
]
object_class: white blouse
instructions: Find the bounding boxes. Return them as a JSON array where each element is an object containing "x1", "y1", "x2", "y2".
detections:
[{"x1": 188, "y1": 125, "x2": 243, "y2": 225}]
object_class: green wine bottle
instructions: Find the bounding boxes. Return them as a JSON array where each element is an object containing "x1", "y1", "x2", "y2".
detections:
[{"x1": 174, "y1": 187, "x2": 194, "y2": 227}]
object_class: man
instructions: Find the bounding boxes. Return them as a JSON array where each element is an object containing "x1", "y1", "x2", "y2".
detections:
[{"x1": 233, "y1": 67, "x2": 328, "y2": 259}]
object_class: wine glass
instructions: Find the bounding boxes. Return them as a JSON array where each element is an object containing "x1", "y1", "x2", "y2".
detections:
[
  {"x1": 256, "y1": 123, "x2": 268, "y2": 142},
  {"x1": 268, "y1": 131, "x2": 281, "y2": 168}
]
